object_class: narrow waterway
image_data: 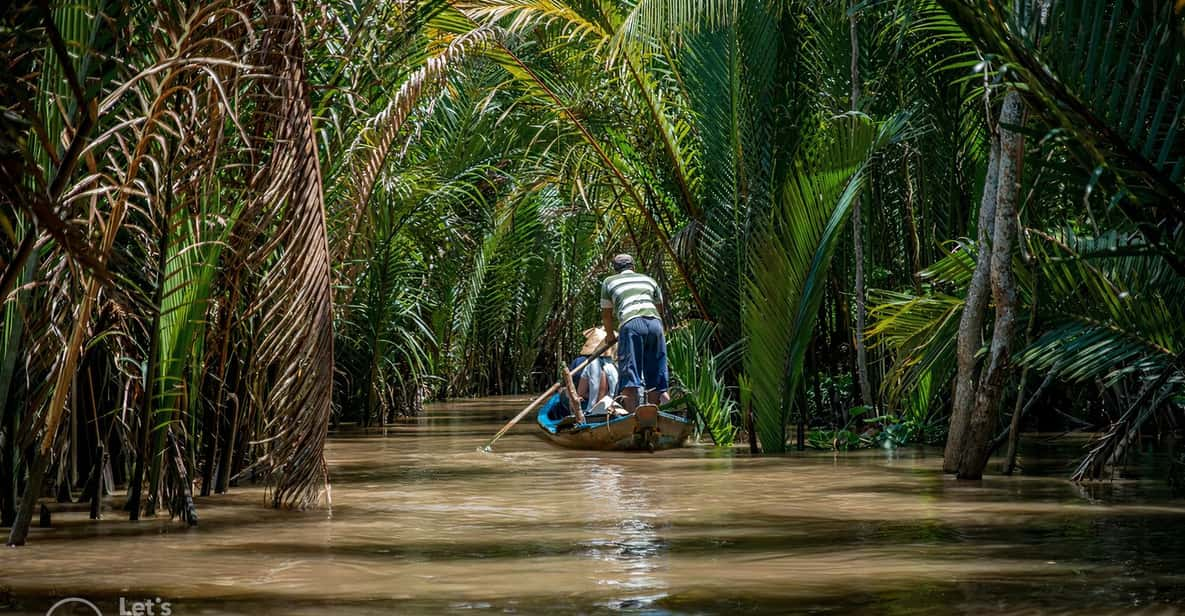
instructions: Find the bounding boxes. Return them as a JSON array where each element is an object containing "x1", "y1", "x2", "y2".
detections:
[{"x1": 2, "y1": 397, "x2": 1184, "y2": 615}]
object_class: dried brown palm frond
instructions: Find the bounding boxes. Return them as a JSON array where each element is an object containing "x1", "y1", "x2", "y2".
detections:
[
  {"x1": 233, "y1": 0, "x2": 335, "y2": 509},
  {"x1": 3, "y1": 0, "x2": 286, "y2": 544},
  {"x1": 0, "y1": 1, "x2": 109, "y2": 304}
]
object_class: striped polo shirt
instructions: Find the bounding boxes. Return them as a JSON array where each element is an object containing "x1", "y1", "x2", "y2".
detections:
[{"x1": 600, "y1": 269, "x2": 663, "y2": 325}]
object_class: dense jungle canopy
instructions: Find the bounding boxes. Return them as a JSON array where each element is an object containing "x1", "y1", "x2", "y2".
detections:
[{"x1": 2, "y1": 0, "x2": 1184, "y2": 545}]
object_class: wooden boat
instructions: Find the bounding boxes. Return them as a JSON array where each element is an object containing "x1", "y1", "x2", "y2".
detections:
[{"x1": 535, "y1": 393, "x2": 693, "y2": 451}]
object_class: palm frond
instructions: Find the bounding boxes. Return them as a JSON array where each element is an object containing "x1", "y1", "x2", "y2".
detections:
[
  {"x1": 1020, "y1": 231, "x2": 1183, "y2": 386},
  {"x1": 244, "y1": 0, "x2": 335, "y2": 509},
  {"x1": 868, "y1": 288, "x2": 964, "y2": 411},
  {"x1": 667, "y1": 319, "x2": 736, "y2": 446},
  {"x1": 330, "y1": 24, "x2": 496, "y2": 266},
  {"x1": 937, "y1": 0, "x2": 1185, "y2": 267},
  {"x1": 744, "y1": 112, "x2": 903, "y2": 453},
  {"x1": 683, "y1": 0, "x2": 782, "y2": 341}
]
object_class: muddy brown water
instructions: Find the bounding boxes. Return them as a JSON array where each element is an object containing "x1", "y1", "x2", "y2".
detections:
[{"x1": 2, "y1": 396, "x2": 1184, "y2": 615}]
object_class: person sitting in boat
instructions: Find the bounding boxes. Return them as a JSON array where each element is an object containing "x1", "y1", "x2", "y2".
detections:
[
  {"x1": 600, "y1": 253, "x2": 669, "y2": 412},
  {"x1": 549, "y1": 327, "x2": 619, "y2": 421},
  {"x1": 572, "y1": 326, "x2": 619, "y2": 416}
]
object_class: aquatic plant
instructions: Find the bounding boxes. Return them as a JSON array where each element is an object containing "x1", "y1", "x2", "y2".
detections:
[{"x1": 666, "y1": 319, "x2": 737, "y2": 447}]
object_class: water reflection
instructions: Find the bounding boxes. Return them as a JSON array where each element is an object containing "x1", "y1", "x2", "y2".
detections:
[
  {"x1": 582, "y1": 464, "x2": 668, "y2": 610},
  {"x1": 0, "y1": 397, "x2": 1183, "y2": 615}
]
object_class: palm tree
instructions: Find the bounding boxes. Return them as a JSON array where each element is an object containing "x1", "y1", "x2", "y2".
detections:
[
  {"x1": 930, "y1": 0, "x2": 1185, "y2": 477},
  {"x1": 4, "y1": 0, "x2": 1184, "y2": 549},
  {"x1": 1, "y1": 0, "x2": 343, "y2": 544}
]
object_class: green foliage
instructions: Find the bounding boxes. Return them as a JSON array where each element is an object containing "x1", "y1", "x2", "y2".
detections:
[
  {"x1": 682, "y1": 0, "x2": 783, "y2": 342},
  {"x1": 938, "y1": 0, "x2": 1185, "y2": 241},
  {"x1": 336, "y1": 208, "x2": 435, "y2": 423},
  {"x1": 9, "y1": 0, "x2": 1185, "y2": 542},
  {"x1": 867, "y1": 244, "x2": 974, "y2": 415},
  {"x1": 144, "y1": 186, "x2": 239, "y2": 511},
  {"x1": 666, "y1": 320, "x2": 737, "y2": 447},
  {"x1": 743, "y1": 113, "x2": 902, "y2": 453},
  {"x1": 807, "y1": 405, "x2": 874, "y2": 451},
  {"x1": 1020, "y1": 231, "x2": 1184, "y2": 386}
]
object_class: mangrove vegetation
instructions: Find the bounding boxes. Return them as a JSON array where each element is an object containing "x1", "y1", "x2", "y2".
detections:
[{"x1": 2, "y1": 0, "x2": 1184, "y2": 547}]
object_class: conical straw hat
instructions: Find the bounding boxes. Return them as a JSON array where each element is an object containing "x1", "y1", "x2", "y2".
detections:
[{"x1": 580, "y1": 327, "x2": 612, "y2": 356}]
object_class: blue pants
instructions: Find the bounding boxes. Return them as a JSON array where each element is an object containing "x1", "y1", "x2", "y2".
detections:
[{"x1": 617, "y1": 317, "x2": 668, "y2": 394}]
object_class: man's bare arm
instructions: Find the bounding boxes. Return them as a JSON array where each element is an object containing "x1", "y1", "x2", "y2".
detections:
[
  {"x1": 602, "y1": 307, "x2": 616, "y2": 342},
  {"x1": 577, "y1": 374, "x2": 589, "y2": 400}
]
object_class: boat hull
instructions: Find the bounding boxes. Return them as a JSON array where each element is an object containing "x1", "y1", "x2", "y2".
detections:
[{"x1": 535, "y1": 394, "x2": 692, "y2": 451}]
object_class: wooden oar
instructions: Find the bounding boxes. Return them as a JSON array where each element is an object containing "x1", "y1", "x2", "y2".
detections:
[
  {"x1": 481, "y1": 338, "x2": 613, "y2": 452},
  {"x1": 561, "y1": 358, "x2": 584, "y2": 423}
]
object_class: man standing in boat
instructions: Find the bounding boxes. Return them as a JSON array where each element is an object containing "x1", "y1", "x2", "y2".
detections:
[{"x1": 601, "y1": 254, "x2": 669, "y2": 412}]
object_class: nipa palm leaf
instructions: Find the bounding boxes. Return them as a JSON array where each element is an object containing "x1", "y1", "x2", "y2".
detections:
[{"x1": 743, "y1": 112, "x2": 903, "y2": 453}]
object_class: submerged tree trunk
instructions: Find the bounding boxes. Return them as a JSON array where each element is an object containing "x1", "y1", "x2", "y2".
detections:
[
  {"x1": 7, "y1": 449, "x2": 50, "y2": 546},
  {"x1": 88, "y1": 445, "x2": 105, "y2": 520},
  {"x1": 850, "y1": 2, "x2": 874, "y2": 410},
  {"x1": 957, "y1": 90, "x2": 1025, "y2": 480},
  {"x1": 1004, "y1": 269, "x2": 1042, "y2": 475},
  {"x1": 0, "y1": 404, "x2": 13, "y2": 527},
  {"x1": 126, "y1": 381, "x2": 152, "y2": 521},
  {"x1": 944, "y1": 110, "x2": 1002, "y2": 473},
  {"x1": 1, "y1": 254, "x2": 35, "y2": 527},
  {"x1": 199, "y1": 402, "x2": 218, "y2": 498},
  {"x1": 169, "y1": 431, "x2": 198, "y2": 526},
  {"x1": 1005, "y1": 370, "x2": 1055, "y2": 475}
]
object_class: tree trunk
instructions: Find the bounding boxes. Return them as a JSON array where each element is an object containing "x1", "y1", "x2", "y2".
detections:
[
  {"x1": 369, "y1": 351, "x2": 381, "y2": 428},
  {"x1": 0, "y1": 255, "x2": 34, "y2": 527},
  {"x1": 88, "y1": 445, "x2": 105, "y2": 520},
  {"x1": 742, "y1": 378, "x2": 759, "y2": 454},
  {"x1": 1003, "y1": 268, "x2": 1043, "y2": 475},
  {"x1": 1004, "y1": 370, "x2": 1055, "y2": 475},
  {"x1": 810, "y1": 340, "x2": 825, "y2": 431},
  {"x1": 0, "y1": 404, "x2": 13, "y2": 527},
  {"x1": 7, "y1": 449, "x2": 50, "y2": 546},
  {"x1": 216, "y1": 351, "x2": 242, "y2": 494},
  {"x1": 199, "y1": 403, "x2": 219, "y2": 498},
  {"x1": 850, "y1": 2, "x2": 874, "y2": 410},
  {"x1": 902, "y1": 148, "x2": 924, "y2": 295},
  {"x1": 217, "y1": 392, "x2": 241, "y2": 493},
  {"x1": 169, "y1": 430, "x2": 198, "y2": 526},
  {"x1": 944, "y1": 122, "x2": 1002, "y2": 473},
  {"x1": 957, "y1": 89, "x2": 1025, "y2": 480},
  {"x1": 126, "y1": 380, "x2": 152, "y2": 520},
  {"x1": 0, "y1": 388, "x2": 16, "y2": 529},
  {"x1": 799, "y1": 346, "x2": 814, "y2": 451}
]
